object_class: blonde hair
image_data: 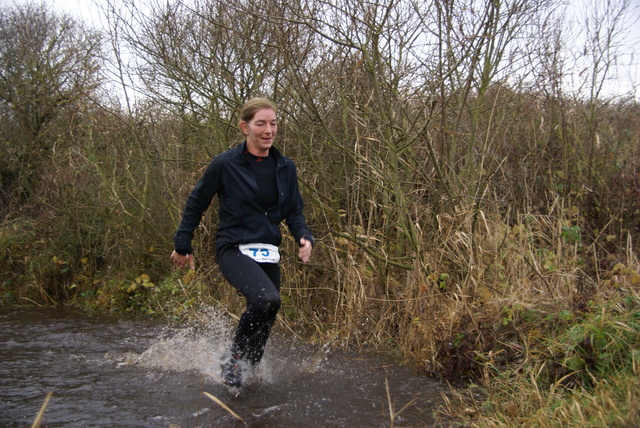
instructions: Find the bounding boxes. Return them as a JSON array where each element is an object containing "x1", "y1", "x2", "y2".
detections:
[{"x1": 238, "y1": 98, "x2": 278, "y2": 127}]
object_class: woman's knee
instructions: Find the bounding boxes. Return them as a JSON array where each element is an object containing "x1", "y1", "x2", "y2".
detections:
[
  {"x1": 263, "y1": 293, "x2": 281, "y2": 315},
  {"x1": 250, "y1": 293, "x2": 281, "y2": 317}
]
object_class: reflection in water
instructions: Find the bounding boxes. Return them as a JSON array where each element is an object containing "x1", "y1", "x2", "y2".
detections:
[{"x1": 0, "y1": 306, "x2": 449, "y2": 427}]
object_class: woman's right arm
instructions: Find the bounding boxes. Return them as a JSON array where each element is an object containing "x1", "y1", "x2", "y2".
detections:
[
  {"x1": 170, "y1": 251, "x2": 195, "y2": 269},
  {"x1": 173, "y1": 158, "x2": 222, "y2": 259}
]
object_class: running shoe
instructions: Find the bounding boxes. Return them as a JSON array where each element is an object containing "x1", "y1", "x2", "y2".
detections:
[{"x1": 220, "y1": 356, "x2": 243, "y2": 388}]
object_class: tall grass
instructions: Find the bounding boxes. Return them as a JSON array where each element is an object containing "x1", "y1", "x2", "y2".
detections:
[
  {"x1": 440, "y1": 284, "x2": 640, "y2": 427},
  {"x1": 1, "y1": 2, "x2": 639, "y2": 425}
]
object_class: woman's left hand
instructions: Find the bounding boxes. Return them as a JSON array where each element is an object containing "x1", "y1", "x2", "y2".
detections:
[{"x1": 298, "y1": 238, "x2": 312, "y2": 263}]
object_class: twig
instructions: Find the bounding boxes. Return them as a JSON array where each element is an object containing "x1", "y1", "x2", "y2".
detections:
[
  {"x1": 385, "y1": 377, "x2": 418, "y2": 428},
  {"x1": 202, "y1": 391, "x2": 246, "y2": 424},
  {"x1": 522, "y1": 254, "x2": 552, "y2": 289},
  {"x1": 31, "y1": 391, "x2": 53, "y2": 428}
]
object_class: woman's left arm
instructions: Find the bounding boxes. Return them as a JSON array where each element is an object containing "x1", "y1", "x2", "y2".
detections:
[{"x1": 284, "y1": 162, "x2": 315, "y2": 256}]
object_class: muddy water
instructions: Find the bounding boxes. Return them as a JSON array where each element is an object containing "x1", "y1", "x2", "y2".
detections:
[{"x1": 0, "y1": 306, "x2": 449, "y2": 427}]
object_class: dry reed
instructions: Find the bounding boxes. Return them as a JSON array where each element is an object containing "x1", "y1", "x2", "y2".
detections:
[
  {"x1": 31, "y1": 391, "x2": 53, "y2": 428},
  {"x1": 202, "y1": 391, "x2": 246, "y2": 424}
]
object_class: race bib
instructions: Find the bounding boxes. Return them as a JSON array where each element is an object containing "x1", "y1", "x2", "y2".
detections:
[{"x1": 238, "y1": 243, "x2": 280, "y2": 264}]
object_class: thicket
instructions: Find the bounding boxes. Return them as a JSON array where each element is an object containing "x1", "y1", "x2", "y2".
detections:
[{"x1": 1, "y1": 0, "x2": 639, "y2": 425}]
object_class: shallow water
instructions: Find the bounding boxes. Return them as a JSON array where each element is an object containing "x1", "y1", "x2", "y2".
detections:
[{"x1": 0, "y1": 306, "x2": 449, "y2": 427}]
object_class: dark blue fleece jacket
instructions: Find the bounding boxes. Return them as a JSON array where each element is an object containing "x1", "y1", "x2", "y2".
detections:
[{"x1": 174, "y1": 141, "x2": 314, "y2": 258}]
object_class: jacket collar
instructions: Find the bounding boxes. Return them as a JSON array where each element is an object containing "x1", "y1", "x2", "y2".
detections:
[{"x1": 236, "y1": 140, "x2": 283, "y2": 161}]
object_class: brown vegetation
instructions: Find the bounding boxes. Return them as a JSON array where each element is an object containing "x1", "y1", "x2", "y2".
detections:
[{"x1": 1, "y1": 1, "x2": 639, "y2": 425}]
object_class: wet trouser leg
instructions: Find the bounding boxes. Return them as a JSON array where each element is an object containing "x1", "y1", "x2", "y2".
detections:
[{"x1": 218, "y1": 248, "x2": 281, "y2": 365}]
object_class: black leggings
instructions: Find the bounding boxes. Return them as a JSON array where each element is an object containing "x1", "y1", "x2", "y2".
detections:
[{"x1": 217, "y1": 247, "x2": 281, "y2": 365}]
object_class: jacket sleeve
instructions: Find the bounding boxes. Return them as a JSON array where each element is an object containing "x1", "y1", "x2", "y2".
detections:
[
  {"x1": 284, "y1": 163, "x2": 315, "y2": 248},
  {"x1": 173, "y1": 158, "x2": 221, "y2": 254}
]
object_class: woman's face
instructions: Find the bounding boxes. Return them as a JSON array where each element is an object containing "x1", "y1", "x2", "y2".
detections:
[{"x1": 241, "y1": 108, "x2": 277, "y2": 157}]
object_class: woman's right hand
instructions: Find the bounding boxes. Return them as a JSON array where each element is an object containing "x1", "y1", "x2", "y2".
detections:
[{"x1": 170, "y1": 250, "x2": 195, "y2": 270}]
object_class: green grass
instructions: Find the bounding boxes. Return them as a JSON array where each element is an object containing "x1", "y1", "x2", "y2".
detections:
[{"x1": 441, "y1": 289, "x2": 640, "y2": 427}]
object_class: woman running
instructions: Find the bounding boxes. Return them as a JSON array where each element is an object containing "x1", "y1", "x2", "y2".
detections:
[{"x1": 170, "y1": 98, "x2": 314, "y2": 387}]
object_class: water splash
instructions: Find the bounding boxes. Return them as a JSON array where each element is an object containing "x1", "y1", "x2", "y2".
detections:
[
  {"x1": 117, "y1": 307, "x2": 322, "y2": 388},
  {"x1": 124, "y1": 307, "x2": 233, "y2": 375}
]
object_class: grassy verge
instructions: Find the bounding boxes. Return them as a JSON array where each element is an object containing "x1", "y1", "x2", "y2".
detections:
[
  {"x1": 439, "y1": 278, "x2": 639, "y2": 426},
  {"x1": 2, "y1": 200, "x2": 639, "y2": 427}
]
